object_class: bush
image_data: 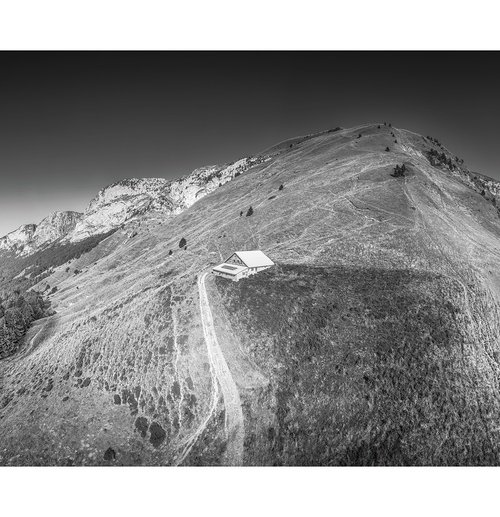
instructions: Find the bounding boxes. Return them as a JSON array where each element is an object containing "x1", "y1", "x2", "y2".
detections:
[
  {"x1": 240, "y1": 211, "x2": 243, "y2": 217},
  {"x1": 385, "y1": 147, "x2": 390, "y2": 152},
  {"x1": 427, "y1": 149, "x2": 455, "y2": 170},
  {"x1": 179, "y1": 237, "x2": 187, "y2": 248},
  {"x1": 391, "y1": 164, "x2": 406, "y2": 177},
  {"x1": 168, "y1": 250, "x2": 173, "y2": 256},
  {"x1": 246, "y1": 206, "x2": 254, "y2": 217},
  {"x1": 278, "y1": 184, "x2": 284, "y2": 191}
]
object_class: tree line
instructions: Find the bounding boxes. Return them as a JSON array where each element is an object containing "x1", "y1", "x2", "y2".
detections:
[{"x1": 0, "y1": 290, "x2": 51, "y2": 359}]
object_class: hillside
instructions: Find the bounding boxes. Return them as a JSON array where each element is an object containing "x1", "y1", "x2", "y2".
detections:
[{"x1": 2, "y1": 123, "x2": 500, "y2": 465}]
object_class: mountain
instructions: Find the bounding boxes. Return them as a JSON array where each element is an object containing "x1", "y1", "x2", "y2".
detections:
[
  {"x1": 0, "y1": 211, "x2": 83, "y2": 256},
  {"x1": 2, "y1": 123, "x2": 500, "y2": 466},
  {"x1": 0, "y1": 156, "x2": 268, "y2": 255},
  {"x1": 0, "y1": 223, "x2": 37, "y2": 253}
]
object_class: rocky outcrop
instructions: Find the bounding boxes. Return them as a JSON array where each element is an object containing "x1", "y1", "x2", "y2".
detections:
[
  {"x1": 0, "y1": 224, "x2": 37, "y2": 253},
  {"x1": 68, "y1": 156, "x2": 266, "y2": 243},
  {"x1": 33, "y1": 211, "x2": 83, "y2": 249},
  {"x1": 0, "y1": 212, "x2": 82, "y2": 256}
]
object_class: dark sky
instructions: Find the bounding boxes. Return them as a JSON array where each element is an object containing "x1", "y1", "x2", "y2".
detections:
[{"x1": 1, "y1": 51, "x2": 499, "y2": 236}]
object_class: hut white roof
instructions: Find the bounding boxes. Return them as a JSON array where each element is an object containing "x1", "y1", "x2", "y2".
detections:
[{"x1": 229, "y1": 250, "x2": 274, "y2": 268}]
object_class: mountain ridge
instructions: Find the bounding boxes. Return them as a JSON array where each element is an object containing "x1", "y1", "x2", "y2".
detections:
[{"x1": 0, "y1": 154, "x2": 270, "y2": 256}]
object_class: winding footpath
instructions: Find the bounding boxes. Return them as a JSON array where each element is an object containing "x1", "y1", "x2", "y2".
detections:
[{"x1": 177, "y1": 272, "x2": 244, "y2": 465}]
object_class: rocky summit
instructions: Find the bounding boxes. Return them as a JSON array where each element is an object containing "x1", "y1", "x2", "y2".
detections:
[{"x1": 2, "y1": 124, "x2": 500, "y2": 465}]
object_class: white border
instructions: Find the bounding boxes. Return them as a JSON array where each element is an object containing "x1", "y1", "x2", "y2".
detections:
[
  {"x1": 3, "y1": 467, "x2": 500, "y2": 516},
  {"x1": 0, "y1": 0, "x2": 499, "y2": 50}
]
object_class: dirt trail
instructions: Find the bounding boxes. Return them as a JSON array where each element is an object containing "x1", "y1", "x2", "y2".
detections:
[
  {"x1": 198, "y1": 272, "x2": 244, "y2": 465},
  {"x1": 176, "y1": 272, "x2": 244, "y2": 465}
]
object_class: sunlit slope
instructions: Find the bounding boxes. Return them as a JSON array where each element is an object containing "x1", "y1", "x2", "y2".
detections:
[{"x1": 2, "y1": 124, "x2": 500, "y2": 465}]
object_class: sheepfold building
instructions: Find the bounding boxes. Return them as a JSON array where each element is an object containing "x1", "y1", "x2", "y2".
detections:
[{"x1": 212, "y1": 250, "x2": 274, "y2": 282}]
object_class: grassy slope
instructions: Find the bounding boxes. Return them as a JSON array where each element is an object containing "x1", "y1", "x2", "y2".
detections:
[
  {"x1": 214, "y1": 265, "x2": 500, "y2": 465},
  {"x1": 2, "y1": 124, "x2": 500, "y2": 464}
]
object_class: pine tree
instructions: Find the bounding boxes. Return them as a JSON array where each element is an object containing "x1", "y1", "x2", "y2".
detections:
[{"x1": 246, "y1": 206, "x2": 254, "y2": 217}]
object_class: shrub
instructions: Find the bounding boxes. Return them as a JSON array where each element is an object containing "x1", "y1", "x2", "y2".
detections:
[
  {"x1": 246, "y1": 206, "x2": 254, "y2": 217},
  {"x1": 427, "y1": 149, "x2": 455, "y2": 171},
  {"x1": 240, "y1": 211, "x2": 243, "y2": 217},
  {"x1": 179, "y1": 237, "x2": 187, "y2": 248},
  {"x1": 168, "y1": 250, "x2": 173, "y2": 256},
  {"x1": 385, "y1": 147, "x2": 390, "y2": 152},
  {"x1": 278, "y1": 184, "x2": 284, "y2": 191},
  {"x1": 391, "y1": 164, "x2": 406, "y2": 178}
]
